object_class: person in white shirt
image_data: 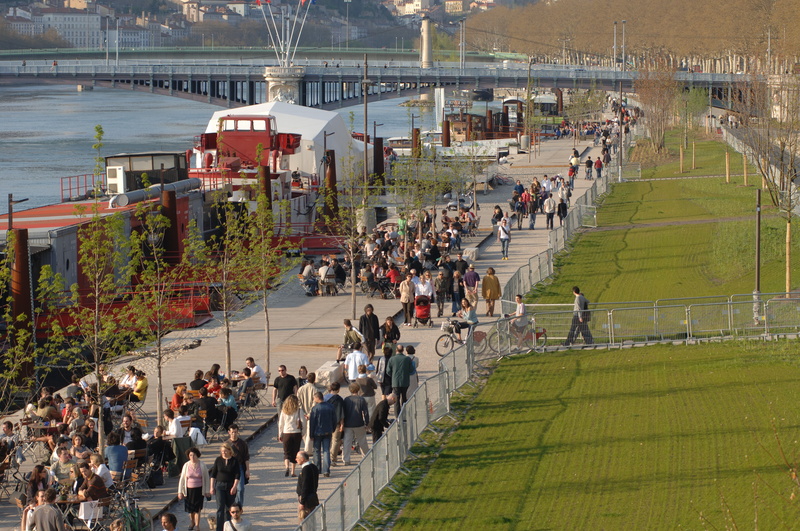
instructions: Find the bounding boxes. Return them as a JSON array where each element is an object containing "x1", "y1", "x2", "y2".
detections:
[
  {"x1": 414, "y1": 273, "x2": 434, "y2": 298},
  {"x1": 118, "y1": 366, "x2": 137, "y2": 390},
  {"x1": 344, "y1": 345, "x2": 370, "y2": 383},
  {"x1": 90, "y1": 453, "x2": 114, "y2": 488},
  {"x1": 244, "y1": 357, "x2": 265, "y2": 384},
  {"x1": 223, "y1": 503, "x2": 252, "y2": 531}
]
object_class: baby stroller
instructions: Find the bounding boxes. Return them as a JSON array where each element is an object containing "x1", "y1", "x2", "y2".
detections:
[{"x1": 413, "y1": 295, "x2": 434, "y2": 328}]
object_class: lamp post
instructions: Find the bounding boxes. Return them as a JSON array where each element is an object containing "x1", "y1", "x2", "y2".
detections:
[
  {"x1": 373, "y1": 121, "x2": 384, "y2": 143},
  {"x1": 362, "y1": 54, "x2": 370, "y2": 202},
  {"x1": 621, "y1": 20, "x2": 626, "y2": 72},
  {"x1": 345, "y1": 0, "x2": 352, "y2": 50},
  {"x1": 613, "y1": 21, "x2": 617, "y2": 71},
  {"x1": 7, "y1": 194, "x2": 29, "y2": 231}
]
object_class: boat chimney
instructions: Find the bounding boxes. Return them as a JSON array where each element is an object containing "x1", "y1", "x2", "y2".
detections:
[
  {"x1": 420, "y1": 15, "x2": 433, "y2": 69},
  {"x1": 554, "y1": 88, "x2": 564, "y2": 114},
  {"x1": 258, "y1": 165, "x2": 272, "y2": 210},
  {"x1": 442, "y1": 120, "x2": 451, "y2": 147},
  {"x1": 324, "y1": 149, "x2": 338, "y2": 221},
  {"x1": 485, "y1": 110, "x2": 493, "y2": 135},
  {"x1": 161, "y1": 190, "x2": 180, "y2": 265},
  {"x1": 373, "y1": 137, "x2": 384, "y2": 184},
  {"x1": 10, "y1": 228, "x2": 34, "y2": 381}
]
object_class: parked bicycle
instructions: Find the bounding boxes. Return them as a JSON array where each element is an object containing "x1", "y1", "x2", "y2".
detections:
[
  {"x1": 435, "y1": 319, "x2": 490, "y2": 357},
  {"x1": 488, "y1": 317, "x2": 547, "y2": 353}
]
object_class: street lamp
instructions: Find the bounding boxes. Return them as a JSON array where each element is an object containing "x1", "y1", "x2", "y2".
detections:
[
  {"x1": 373, "y1": 121, "x2": 384, "y2": 143},
  {"x1": 7, "y1": 194, "x2": 29, "y2": 231},
  {"x1": 621, "y1": 20, "x2": 626, "y2": 72},
  {"x1": 613, "y1": 21, "x2": 617, "y2": 71},
  {"x1": 345, "y1": 0, "x2": 352, "y2": 50}
]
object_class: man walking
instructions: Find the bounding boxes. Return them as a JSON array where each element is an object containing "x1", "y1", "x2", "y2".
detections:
[
  {"x1": 342, "y1": 383, "x2": 370, "y2": 466},
  {"x1": 358, "y1": 304, "x2": 380, "y2": 359},
  {"x1": 385, "y1": 346, "x2": 413, "y2": 416},
  {"x1": 463, "y1": 265, "x2": 480, "y2": 306},
  {"x1": 542, "y1": 193, "x2": 557, "y2": 230},
  {"x1": 271, "y1": 365, "x2": 298, "y2": 412},
  {"x1": 564, "y1": 286, "x2": 593, "y2": 346},
  {"x1": 297, "y1": 373, "x2": 318, "y2": 453},
  {"x1": 228, "y1": 424, "x2": 250, "y2": 507},
  {"x1": 367, "y1": 394, "x2": 395, "y2": 443},
  {"x1": 308, "y1": 392, "x2": 336, "y2": 477},
  {"x1": 296, "y1": 451, "x2": 320, "y2": 523},
  {"x1": 343, "y1": 342, "x2": 369, "y2": 384},
  {"x1": 326, "y1": 383, "x2": 345, "y2": 467}
]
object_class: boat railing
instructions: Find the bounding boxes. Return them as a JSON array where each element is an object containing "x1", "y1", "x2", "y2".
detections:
[{"x1": 61, "y1": 173, "x2": 104, "y2": 203}]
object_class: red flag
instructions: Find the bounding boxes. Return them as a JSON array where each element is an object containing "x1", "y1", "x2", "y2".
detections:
[{"x1": 255, "y1": 0, "x2": 261, "y2": 5}]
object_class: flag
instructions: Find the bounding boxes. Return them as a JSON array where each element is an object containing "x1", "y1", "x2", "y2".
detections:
[{"x1": 255, "y1": 0, "x2": 261, "y2": 5}]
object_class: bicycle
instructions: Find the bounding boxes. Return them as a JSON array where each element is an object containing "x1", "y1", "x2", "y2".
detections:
[
  {"x1": 435, "y1": 319, "x2": 489, "y2": 357},
  {"x1": 487, "y1": 317, "x2": 547, "y2": 353}
]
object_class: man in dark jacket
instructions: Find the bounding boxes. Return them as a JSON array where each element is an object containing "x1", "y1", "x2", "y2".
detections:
[
  {"x1": 308, "y1": 392, "x2": 336, "y2": 477},
  {"x1": 326, "y1": 382, "x2": 345, "y2": 467},
  {"x1": 385, "y1": 348, "x2": 413, "y2": 416},
  {"x1": 296, "y1": 450, "x2": 320, "y2": 523},
  {"x1": 358, "y1": 304, "x2": 380, "y2": 358},
  {"x1": 367, "y1": 394, "x2": 395, "y2": 443},
  {"x1": 342, "y1": 382, "x2": 370, "y2": 465}
]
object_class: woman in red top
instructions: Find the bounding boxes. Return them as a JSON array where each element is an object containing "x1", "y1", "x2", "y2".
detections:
[{"x1": 205, "y1": 377, "x2": 222, "y2": 398}]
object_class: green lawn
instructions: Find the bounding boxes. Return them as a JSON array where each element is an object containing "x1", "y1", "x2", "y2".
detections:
[
  {"x1": 638, "y1": 130, "x2": 759, "y2": 180},
  {"x1": 527, "y1": 176, "x2": 798, "y2": 304},
  {"x1": 395, "y1": 342, "x2": 800, "y2": 530}
]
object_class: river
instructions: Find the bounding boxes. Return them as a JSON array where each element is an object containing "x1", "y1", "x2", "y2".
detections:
[{"x1": 0, "y1": 85, "x2": 439, "y2": 209}]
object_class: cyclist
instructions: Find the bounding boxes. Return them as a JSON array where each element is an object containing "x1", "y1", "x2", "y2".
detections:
[
  {"x1": 453, "y1": 299, "x2": 479, "y2": 343},
  {"x1": 508, "y1": 294, "x2": 528, "y2": 348}
]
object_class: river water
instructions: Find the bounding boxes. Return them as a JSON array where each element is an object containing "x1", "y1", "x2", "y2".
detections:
[{"x1": 0, "y1": 85, "x2": 438, "y2": 209}]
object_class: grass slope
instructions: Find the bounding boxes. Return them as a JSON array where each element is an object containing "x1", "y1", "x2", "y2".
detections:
[{"x1": 396, "y1": 342, "x2": 800, "y2": 530}]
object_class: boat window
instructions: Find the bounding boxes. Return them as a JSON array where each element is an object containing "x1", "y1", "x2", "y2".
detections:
[
  {"x1": 106, "y1": 157, "x2": 130, "y2": 171},
  {"x1": 236, "y1": 120, "x2": 252, "y2": 131},
  {"x1": 131, "y1": 157, "x2": 153, "y2": 171},
  {"x1": 221, "y1": 119, "x2": 236, "y2": 132},
  {"x1": 152, "y1": 155, "x2": 176, "y2": 171},
  {"x1": 252, "y1": 120, "x2": 267, "y2": 131}
]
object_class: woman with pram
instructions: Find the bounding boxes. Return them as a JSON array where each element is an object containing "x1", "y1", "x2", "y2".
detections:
[{"x1": 413, "y1": 271, "x2": 436, "y2": 327}]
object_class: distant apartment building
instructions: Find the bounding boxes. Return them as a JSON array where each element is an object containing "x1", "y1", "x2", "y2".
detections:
[
  {"x1": 445, "y1": 0, "x2": 467, "y2": 13},
  {"x1": 40, "y1": 8, "x2": 103, "y2": 47}
]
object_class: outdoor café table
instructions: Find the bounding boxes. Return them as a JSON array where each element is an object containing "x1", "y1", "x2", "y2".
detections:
[{"x1": 56, "y1": 494, "x2": 81, "y2": 524}]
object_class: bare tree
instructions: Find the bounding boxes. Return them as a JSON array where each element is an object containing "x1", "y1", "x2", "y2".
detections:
[
  {"x1": 634, "y1": 64, "x2": 680, "y2": 154},
  {"x1": 735, "y1": 74, "x2": 800, "y2": 294}
]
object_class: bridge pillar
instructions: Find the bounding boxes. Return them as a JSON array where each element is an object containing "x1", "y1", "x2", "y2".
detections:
[
  {"x1": 264, "y1": 66, "x2": 304, "y2": 105},
  {"x1": 420, "y1": 15, "x2": 433, "y2": 69}
]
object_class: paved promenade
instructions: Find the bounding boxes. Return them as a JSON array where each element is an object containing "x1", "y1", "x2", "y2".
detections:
[{"x1": 3, "y1": 133, "x2": 606, "y2": 530}]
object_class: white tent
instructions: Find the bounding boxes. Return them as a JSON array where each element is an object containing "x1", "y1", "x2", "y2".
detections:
[{"x1": 204, "y1": 101, "x2": 372, "y2": 182}]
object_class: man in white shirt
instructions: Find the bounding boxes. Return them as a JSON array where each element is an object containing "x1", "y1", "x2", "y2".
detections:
[
  {"x1": 244, "y1": 357, "x2": 265, "y2": 384},
  {"x1": 543, "y1": 193, "x2": 557, "y2": 229},
  {"x1": 344, "y1": 343, "x2": 370, "y2": 383}
]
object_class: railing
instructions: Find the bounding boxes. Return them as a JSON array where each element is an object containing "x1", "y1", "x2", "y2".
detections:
[{"x1": 60, "y1": 173, "x2": 103, "y2": 202}]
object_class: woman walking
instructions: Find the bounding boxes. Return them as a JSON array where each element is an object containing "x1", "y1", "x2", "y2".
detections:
[
  {"x1": 379, "y1": 316, "x2": 401, "y2": 355},
  {"x1": 481, "y1": 267, "x2": 501, "y2": 317},
  {"x1": 399, "y1": 272, "x2": 415, "y2": 326},
  {"x1": 451, "y1": 271, "x2": 464, "y2": 317},
  {"x1": 210, "y1": 443, "x2": 241, "y2": 531},
  {"x1": 178, "y1": 447, "x2": 210, "y2": 531},
  {"x1": 278, "y1": 395, "x2": 304, "y2": 477}
]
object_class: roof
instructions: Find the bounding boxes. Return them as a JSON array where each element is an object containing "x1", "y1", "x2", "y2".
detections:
[{"x1": 204, "y1": 101, "x2": 366, "y2": 158}]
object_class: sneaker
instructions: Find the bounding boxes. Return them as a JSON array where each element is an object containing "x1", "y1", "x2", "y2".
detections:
[{"x1": 323, "y1": 473, "x2": 330, "y2": 477}]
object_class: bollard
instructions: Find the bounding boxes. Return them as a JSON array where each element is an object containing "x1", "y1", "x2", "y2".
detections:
[
  {"x1": 692, "y1": 142, "x2": 696, "y2": 170},
  {"x1": 680, "y1": 146, "x2": 684, "y2": 173},
  {"x1": 725, "y1": 152, "x2": 730, "y2": 183}
]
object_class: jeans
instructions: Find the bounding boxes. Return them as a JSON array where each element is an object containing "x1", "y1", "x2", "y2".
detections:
[
  {"x1": 215, "y1": 481, "x2": 235, "y2": 531},
  {"x1": 235, "y1": 464, "x2": 245, "y2": 507},
  {"x1": 546, "y1": 213, "x2": 555, "y2": 229},
  {"x1": 313, "y1": 435, "x2": 331, "y2": 475},
  {"x1": 451, "y1": 291, "x2": 461, "y2": 314},
  {"x1": 528, "y1": 211, "x2": 536, "y2": 230},
  {"x1": 500, "y1": 238, "x2": 510, "y2": 258}
]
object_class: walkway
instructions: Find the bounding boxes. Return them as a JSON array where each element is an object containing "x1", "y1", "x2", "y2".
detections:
[{"x1": 2, "y1": 132, "x2": 608, "y2": 530}]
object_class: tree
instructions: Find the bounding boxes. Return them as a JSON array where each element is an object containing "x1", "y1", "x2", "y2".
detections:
[
  {"x1": 734, "y1": 74, "x2": 800, "y2": 295},
  {"x1": 634, "y1": 64, "x2": 680, "y2": 154},
  {"x1": 128, "y1": 182, "x2": 205, "y2": 425}
]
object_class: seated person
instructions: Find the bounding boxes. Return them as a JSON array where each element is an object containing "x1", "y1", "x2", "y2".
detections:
[
  {"x1": 237, "y1": 368, "x2": 255, "y2": 403},
  {"x1": 217, "y1": 388, "x2": 238, "y2": 429},
  {"x1": 70, "y1": 433, "x2": 91, "y2": 463},
  {"x1": 65, "y1": 375, "x2": 83, "y2": 401},
  {"x1": 195, "y1": 387, "x2": 221, "y2": 427},
  {"x1": 147, "y1": 426, "x2": 175, "y2": 468},
  {"x1": 118, "y1": 366, "x2": 137, "y2": 391},
  {"x1": 205, "y1": 376, "x2": 221, "y2": 399},
  {"x1": 89, "y1": 453, "x2": 113, "y2": 489},
  {"x1": 188, "y1": 370, "x2": 207, "y2": 391},
  {"x1": 77, "y1": 462, "x2": 108, "y2": 501},
  {"x1": 103, "y1": 432, "x2": 128, "y2": 477},
  {"x1": 130, "y1": 370, "x2": 148, "y2": 402},
  {"x1": 34, "y1": 398, "x2": 59, "y2": 423},
  {"x1": 50, "y1": 447, "x2": 75, "y2": 483},
  {"x1": 171, "y1": 385, "x2": 186, "y2": 411}
]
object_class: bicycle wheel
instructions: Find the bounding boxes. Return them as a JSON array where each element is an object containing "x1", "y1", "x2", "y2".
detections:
[
  {"x1": 435, "y1": 334, "x2": 455, "y2": 357},
  {"x1": 472, "y1": 330, "x2": 488, "y2": 355},
  {"x1": 519, "y1": 324, "x2": 536, "y2": 352},
  {"x1": 486, "y1": 327, "x2": 501, "y2": 354},
  {"x1": 535, "y1": 330, "x2": 548, "y2": 350}
]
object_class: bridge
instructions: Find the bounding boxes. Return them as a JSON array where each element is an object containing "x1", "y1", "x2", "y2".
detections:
[{"x1": 0, "y1": 58, "x2": 748, "y2": 109}]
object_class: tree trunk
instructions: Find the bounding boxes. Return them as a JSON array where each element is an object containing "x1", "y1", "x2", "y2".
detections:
[
  {"x1": 263, "y1": 291, "x2": 271, "y2": 384},
  {"x1": 350, "y1": 246, "x2": 357, "y2": 320},
  {"x1": 156, "y1": 339, "x2": 164, "y2": 425}
]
